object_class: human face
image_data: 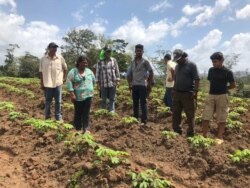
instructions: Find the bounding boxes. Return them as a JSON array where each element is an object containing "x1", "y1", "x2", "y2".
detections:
[
  {"x1": 105, "y1": 50, "x2": 111, "y2": 58},
  {"x1": 78, "y1": 59, "x2": 88, "y2": 70},
  {"x1": 48, "y1": 47, "x2": 57, "y2": 56},
  {"x1": 135, "y1": 48, "x2": 143, "y2": 59},
  {"x1": 212, "y1": 59, "x2": 223, "y2": 68}
]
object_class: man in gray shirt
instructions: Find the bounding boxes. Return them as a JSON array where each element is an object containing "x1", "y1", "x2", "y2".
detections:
[
  {"x1": 172, "y1": 49, "x2": 200, "y2": 137},
  {"x1": 127, "y1": 44, "x2": 154, "y2": 126}
]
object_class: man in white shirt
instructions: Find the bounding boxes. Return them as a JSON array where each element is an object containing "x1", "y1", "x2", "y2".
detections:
[
  {"x1": 39, "y1": 42, "x2": 67, "y2": 121},
  {"x1": 163, "y1": 54, "x2": 176, "y2": 111}
]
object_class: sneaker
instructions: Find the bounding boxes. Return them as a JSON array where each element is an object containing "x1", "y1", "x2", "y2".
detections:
[{"x1": 215, "y1": 138, "x2": 224, "y2": 145}]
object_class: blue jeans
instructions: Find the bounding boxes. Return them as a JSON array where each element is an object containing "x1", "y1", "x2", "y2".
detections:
[
  {"x1": 163, "y1": 87, "x2": 173, "y2": 111},
  {"x1": 44, "y1": 86, "x2": 62, "y2": 120},
  {"x1": 101, "y1": 87, "x2": 116, "y2": 112},
  {"x1": 132, "y1": 85, "x2": 147, "y2": 124}
]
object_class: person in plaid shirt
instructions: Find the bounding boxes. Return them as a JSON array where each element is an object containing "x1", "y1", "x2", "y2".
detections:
[{"x1": 96, "y1": 46, "x2": 120, "y2": 112}]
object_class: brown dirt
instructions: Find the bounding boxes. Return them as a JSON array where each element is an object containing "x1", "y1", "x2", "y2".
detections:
[{"x1": 0, "y1": 80, "x2": 249, "y2": 188}]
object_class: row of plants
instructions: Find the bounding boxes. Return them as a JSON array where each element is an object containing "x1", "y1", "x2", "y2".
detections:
[{"x1": 0, "y1": 83, "x2": 35, "y2": 99}]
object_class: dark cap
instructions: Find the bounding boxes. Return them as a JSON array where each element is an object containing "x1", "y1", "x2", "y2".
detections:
[
  {"x1": 48, "y1": 42, "x2": 59, "y2": 48},
  {"x1": 173, "y1": 49, "x2": 185, "y2": 61},
  {"x1": 164, "y1": 54, "x2": 171, "y2": 60}
]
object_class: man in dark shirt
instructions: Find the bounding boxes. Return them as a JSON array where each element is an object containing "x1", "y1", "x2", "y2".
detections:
[
  {"x1": 172, "y1": 49, "x2": 200, "y2": 137},
  {"x1": 202, "y1": 52, "x2": 236, "y2": 144}
]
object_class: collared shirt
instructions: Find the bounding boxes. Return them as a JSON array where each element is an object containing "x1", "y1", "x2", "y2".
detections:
[
  {"x1": 39, "y1": 54, "x2": 67, "y2": 88},
  {"x1": 66, "y1": 68, "x2": 95, "y2": 101},
  {"x1": 127, "y1": 58, "x2": 153, "y2": 86},
  {"x1": 174, "y1": 59, "x2": 200, "y2": 92},
  {"x1": 165, "y1": 60, "x2": 176, "y2": 88},
  {"x1": 96, "y1": 57, "x2": 120, "y2": 87}
]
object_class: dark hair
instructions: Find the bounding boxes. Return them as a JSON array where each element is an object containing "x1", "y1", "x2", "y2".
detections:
[
  {"x1": 210, "y1": 52, "x2": 224, "y2": 61},
  {"x1": 135, "y1": 44, "x2": 144, "y2": 50},
  {"x1": 76, "y1": 55, "x2": 88, "y2": 67},
  {"x1": 164, "y1": 54, "x2": 171, "y2": 60}
]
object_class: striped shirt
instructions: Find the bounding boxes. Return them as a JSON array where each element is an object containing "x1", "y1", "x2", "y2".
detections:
[{"x1": 96, "y1": 57, "x2": 120, "y2": 87}]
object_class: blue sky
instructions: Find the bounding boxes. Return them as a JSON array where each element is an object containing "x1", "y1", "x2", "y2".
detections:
[{"x1": 0, "y1": 0, "x2": 250, "y2": 72}]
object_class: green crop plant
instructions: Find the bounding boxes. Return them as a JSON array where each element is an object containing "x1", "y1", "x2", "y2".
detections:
[
  {"x1": 233, "y1": 106, "x2": 247, "y2": 114},
  {"x1": 195, "y1": 115, "x2": 203, "y2": 124},
  {"x1": 9, "y1": 111, "x2": 26, "y2": 121},
  {"x1": 162, "y1": 131, "x2": 178, "y2": 140},
  {"x1": 156, "y1": 106, "x2": 171, "y2": 117},
  {"x1": 67, "y1": 169, "x2": 85, "y2": 188},
  {"x1": 55, "y1": 123, "x2": 74, "y2": 142},
  {"x1": 188, "y1": 135, "x2": 215, "y2": 149},
  {"x1": 227, "y1": 119, "x2": 243, "y2": 129},
  {"x1": 228, "y1": 111, "x2": 241, "y2": 120},
  {"x1": 229, "y1": 149, "x2": 250, "y2": 163},
  {"x1": 121, "y1": 116, "x2": 139, "y2": 125},
  {"x1": 0, "y1": 102, "x2": 15, "y2": 111},
  {"x1": 63, "y1": 103, "x2": 74, "y2": 110},
  {"x1": 95, "y1": 146, "x2": 129, "y2": 165},
  {"x1": 150, "y1": 98, "x2": 162, "y2": 106},
  {"x1": 64, "y1": 132, "x2": 97, "y2": 153},
  {"x1": 24, "y1": 118, "x2": 58, "y2": 133},
  {"x1": 94, "y1": 109, "x2": 118, "y2": 118},
  {"x1": 129, "y1": 169, "x2": 172, "y2": 188}
]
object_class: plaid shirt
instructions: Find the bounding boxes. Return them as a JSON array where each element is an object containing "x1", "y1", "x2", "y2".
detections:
[{"x1": 96, "y1": 57, "x2": 120, "y2": 87}]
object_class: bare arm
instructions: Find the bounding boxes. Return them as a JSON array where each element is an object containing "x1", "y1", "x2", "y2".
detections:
[{"x1": 228, "y1": 82, "x2": 236, "y2": 90}]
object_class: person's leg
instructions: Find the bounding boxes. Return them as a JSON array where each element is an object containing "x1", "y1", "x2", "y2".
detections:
[
  {"x1": 217, "y1": 122, "x2": 226, "y2": 139},
  {"x1": 172, "y1": 92, "x2": 183, "y2": 134},
  {"x1": 132, "y1": 86, "x2": 140, "y2": 119},
  {"x1": 108, "y1": 87, "x2": 116, "y2": 112},
  {"x1": 101, "y1": 87, "x2": 107, "y2": 110},
  {"x1": 44, "y1": 87, "x2": 53, "y2": 119},
  {"x1": 166, "y1": 87, "x2": 173, "y2": 111},
  {"x1": 74, "y1": 101, "x2": 84, "y2": 131},
  {"x1": 183, "y1": 93, "x2": 195, "y2": 137},
  {"x1": 216, "y1": 94, "x2": 229, "y2": 140},
  {"x1": 82, "y1": 97, "x2": 92, "y2": 132},
  {"x1": 202, "y1": 120, "x2": 210, "y2": 137},
  {"x1": 163, "y1": 87, "x2": 168, "y2": 106},
  {"x1": 202, "y1": 94, "x2": 215, "y2": 137},
  {"x1": 54, "y1": 85, "x2": 62, "y2": 120},
  {"x1": 139, "y1": 86, "x2": 147, "y2": 124}
]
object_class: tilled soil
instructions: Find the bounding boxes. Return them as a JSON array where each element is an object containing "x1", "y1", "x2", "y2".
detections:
[{"x1": 0, "y1": 80, "x2": 249, "y2": 188}]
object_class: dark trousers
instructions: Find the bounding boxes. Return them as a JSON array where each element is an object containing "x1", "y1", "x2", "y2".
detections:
[
  {"x1": 163, "y1": 87, "x2": 173, "y2": 111},
  {"x1": 172, "y1": 92, "x2": 195, "y2": 135},
  {"x1": 74, "y1": 97, "x2": 92, "y2": 131},
  {"x1": 132, "y1": 85, "x2": 147, "y2": 124}
]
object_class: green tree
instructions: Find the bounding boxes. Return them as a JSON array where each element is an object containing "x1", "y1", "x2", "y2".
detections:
[
  {"x1": 61, "y1": 29, "x2": 96, "y2": 69},
  {"x1": 224, "y1": 53, "x2": 240, "y2": 70},
  {"x1": 18, "y1": 52, "x2": 39, "y2": 78},
  {"x1": 4, "y1": 44, "x2": 20, "y2": 76}
]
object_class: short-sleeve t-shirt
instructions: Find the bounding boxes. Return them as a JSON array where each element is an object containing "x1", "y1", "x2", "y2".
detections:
[
  {"x1": 208, "y1": 66, "x2": 235, "y2": 94},
  {"x1": 174, "y1": 60, "x2": 200, "y2": 92}
]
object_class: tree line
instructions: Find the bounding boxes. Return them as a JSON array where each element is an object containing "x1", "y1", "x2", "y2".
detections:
[{"x1": 0, "y1": 29, "x2": 133, "y2": 78}]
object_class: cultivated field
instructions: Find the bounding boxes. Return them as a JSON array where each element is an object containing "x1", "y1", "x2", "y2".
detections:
[{"x1": 0, "y1": 77, "x2": 249, "y2": 188}]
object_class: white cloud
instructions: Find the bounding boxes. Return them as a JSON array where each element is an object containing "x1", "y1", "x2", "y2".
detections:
[
  {"x1": 236, "y1": 4, "x2": 250, "y2": 20},
  {"x1": 78, "y1": 22, "x2": 106, "y2": 35},
  {"x1": 149, "y1": 0, "x2": 172, "y2": 12},
  {"x1": 182, "y1": 4, "x2": 208, "y2": 16},
  {"x1": 0, "y1": 11, "x2": 61, "y2": 65},
  {"x1": 94, "y1": 1, "x2": 105, "y2": 8},
  {"x1": 72, "y1": 10, "x2": 83, "y2": 22},
  {"x1": 185, "y1": 29, "x2": 222, "y2": 72},
  {"x1": 222, "y1": 32, "x2": 250, "y2": 71},
  {"x1": 0, "y1": 0, "x2": 16, "y2": 11},
  {"x1": 170, "y1": 17, "x2": 189, "y2": 37},
  {"x1": 191, "y1": 0, "x2": 230, "y2": 26},
  {"x1": 111, "y1": 17, "x2": 169, "y2": 45}
]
